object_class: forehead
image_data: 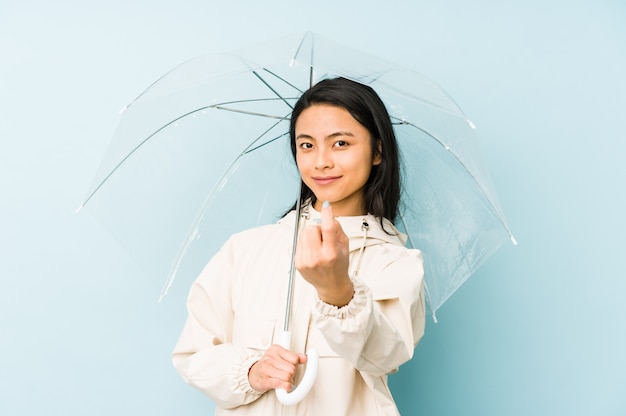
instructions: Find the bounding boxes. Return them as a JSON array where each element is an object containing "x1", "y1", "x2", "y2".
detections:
[{"x1": 295, "y1": 104, "x2": 366, "y2": 135}]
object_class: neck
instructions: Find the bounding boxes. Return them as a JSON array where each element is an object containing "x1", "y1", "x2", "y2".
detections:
[{"x1": 312, "y1": 199, "x2": 365, "y2": 217}]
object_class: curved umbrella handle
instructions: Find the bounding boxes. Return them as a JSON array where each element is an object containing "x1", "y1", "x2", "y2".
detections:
[{"x1": 275, "y1": 331, "x2": 319, "y2": 406}]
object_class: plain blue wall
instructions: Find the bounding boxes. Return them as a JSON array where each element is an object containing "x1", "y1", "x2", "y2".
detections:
[{"x1": 1, "y1": 1, "x2": 624, "y2": 415}]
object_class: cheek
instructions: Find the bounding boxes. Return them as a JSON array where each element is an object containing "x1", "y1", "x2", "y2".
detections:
[
  {"x1": 295, "y1": 154, "x2": 304, "y2": 169},
  {"x1": 295, "y1": 155, "x2": 309, "y2": 176}
]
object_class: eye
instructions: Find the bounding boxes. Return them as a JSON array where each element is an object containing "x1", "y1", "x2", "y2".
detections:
[
  {"x1": 334, "y1": 140, "x2": 349, "y2": 148},
  {"x1": 298, "y1": 142, "x2": 313, "y2": 150}
]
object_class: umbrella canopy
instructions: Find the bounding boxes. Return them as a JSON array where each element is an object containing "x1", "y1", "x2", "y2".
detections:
[{"x1": 80, "y1": 32, "x2": 515, "y2": 319}]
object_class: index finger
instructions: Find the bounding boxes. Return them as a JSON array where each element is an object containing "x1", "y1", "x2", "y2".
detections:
[{"x1": 275, "y1": 344, "x2": 308, "y2": 365}]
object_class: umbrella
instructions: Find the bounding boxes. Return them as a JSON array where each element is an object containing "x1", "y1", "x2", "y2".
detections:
[
  {"x1": 80, "y1": 31, "x2": 514, "y2": 316},
  {"x1": 79, "y1": 33, "x2": 515, "y2": 391}
]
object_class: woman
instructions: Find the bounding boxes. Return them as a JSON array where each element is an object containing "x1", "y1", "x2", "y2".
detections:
[{"x1": 173, "y1": 77, "x2": 425, "y2": 415}]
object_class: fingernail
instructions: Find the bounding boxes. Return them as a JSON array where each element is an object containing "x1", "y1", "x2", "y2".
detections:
[
  {"x1": 312, "y1": 218, "x2": 321, "y2": 224},
  {"x1": 322, "y1": 200, "x2": 330, "y2": 209}
]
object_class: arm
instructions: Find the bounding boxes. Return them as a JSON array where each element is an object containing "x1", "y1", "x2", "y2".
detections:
[
  {"x1": 172, "y1": 238, "x2": 264, "y2": 409},
  {"x1": 296, "y1": 203, "x2": 425, "y2": 376},
  {"x1": 313, "y1": 252, "x2": 425, "y2": 376}
]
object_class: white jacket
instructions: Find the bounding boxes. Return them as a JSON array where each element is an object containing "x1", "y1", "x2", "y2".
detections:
[{"x1": 173, "y1": 206, "x2": 425, "y2": 415}]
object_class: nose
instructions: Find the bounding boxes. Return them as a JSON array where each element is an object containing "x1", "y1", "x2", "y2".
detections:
[{"x1": 314, "y1": 147, "x2": 333, "y2": 170}]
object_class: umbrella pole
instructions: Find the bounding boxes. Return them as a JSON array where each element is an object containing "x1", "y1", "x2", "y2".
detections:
[
  {"x1": 283, "y1": 183, "x2": 303, "y2": 332},
  {"x1": 275, "y1": 184, "x2": 320, "y2": 406}
]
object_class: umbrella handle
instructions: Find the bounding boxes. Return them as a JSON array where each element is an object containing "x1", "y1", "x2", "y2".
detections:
[{"x1": 275, "y1": 330, "x2": 319, "y2": 406}]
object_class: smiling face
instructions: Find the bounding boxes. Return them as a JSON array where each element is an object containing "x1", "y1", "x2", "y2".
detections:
[{"x1": 295, "y1": 104, "x2": 381, "y2": 217}]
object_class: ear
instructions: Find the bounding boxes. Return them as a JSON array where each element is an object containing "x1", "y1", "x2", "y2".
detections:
[{"x1": 373, "y1": 140, "x2": 382, "y2": 166}]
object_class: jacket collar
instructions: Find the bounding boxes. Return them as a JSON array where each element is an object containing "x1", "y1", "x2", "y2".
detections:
[{"x1": 278, "y1": 204, "x2": 407, "y2": 252}]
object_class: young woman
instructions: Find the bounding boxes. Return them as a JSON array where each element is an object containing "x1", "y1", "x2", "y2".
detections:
[{"x1": 173, "y1": 77, "x2": 425, "y2": 415}]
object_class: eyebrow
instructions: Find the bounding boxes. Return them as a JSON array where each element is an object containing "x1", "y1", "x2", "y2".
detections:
[{"x1": 296, "y1": 131, "x2": 355, "y2": 141}]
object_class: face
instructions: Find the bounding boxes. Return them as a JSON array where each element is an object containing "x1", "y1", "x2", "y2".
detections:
[{"x1": 295, "y1": 104, "x2": 381, "y2": 216}]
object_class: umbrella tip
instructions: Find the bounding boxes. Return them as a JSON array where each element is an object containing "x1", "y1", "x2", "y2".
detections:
[
  {"x1": 158, "y1": 286, "x2": 170, "y2": 303},
  {"x1": 431, "y1": 312, "x2": 438, "y2": 324},
  {"x1": 75, "y1": 204, "x2": 84, "y2": 214},
  {"x1": 510, "y1": 235, "x2": 518, "y2": 246}
]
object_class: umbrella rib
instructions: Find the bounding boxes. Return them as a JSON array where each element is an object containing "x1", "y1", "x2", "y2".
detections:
[
  {"x1": 161, "y1": 153, "x2": 245, "y2": 300},
  {"x1": 285, "y1": 31, "x2": 315, "y2": 88},
  {"x1": 161, "y1": 122, "x2": 292, "y2": 299},
  {"x1": 118, "y1": 61, "x2": 190, "y2": 114},
  {"x1": 242, "y1": 109, "x2": 292, "y2": 154},
  {"x1": 211, "y1": 96, "x2": 300, "y2": 119},
  {"x1": 252, "y1": 70, "x2": 294, "y2": 110},
  {"x1": 259, "y1": 68, "x2": 305, "y2": 95},
  {"x1": 212, "y1": 105, "x2": 287, "y2": 119},
  {"x1": 79, "y1": 101, "x2": 295, "y2": 209},
  {"x1": 291, "y1": 31, "x2": 310, "y2": 63},
  {"x1": 79, "y1": 106, "x2": 211, "y2": 209},
  {"x1": 397, "y1": 211, "x2": 439, "y2": 323},
  {"x1": 243, "y1": 132, "x2": 289, "y2": 154},
  {"x1": 398, "y1": 118, "x2": 516, "y2": 243},
  {"x1": 309, "y1": 39, "x2": 314, "y2": 88}
]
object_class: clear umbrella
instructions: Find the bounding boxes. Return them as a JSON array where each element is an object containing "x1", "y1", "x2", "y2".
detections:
[{"x1": 79, "y1": 32, "x2": 515, "y2": 322}]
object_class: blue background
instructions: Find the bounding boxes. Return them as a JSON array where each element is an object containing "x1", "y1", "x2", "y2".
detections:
[{"x1": 1, "y1": 1, "x2": 624, "y2": 415}]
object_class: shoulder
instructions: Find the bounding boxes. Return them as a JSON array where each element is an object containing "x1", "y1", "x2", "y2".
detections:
[
  {"x1": 367, "y1": 243, "x2": 423, "y2": 270},
  {"x1": 226, "y1": 220, "x2": 292, "y2": 250},
  {"x1": 359, "y1": 243, "x2": 424, "y2": 301}
]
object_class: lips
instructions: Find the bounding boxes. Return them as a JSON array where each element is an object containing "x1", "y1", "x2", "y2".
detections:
[{"x1": 312, "y1": 176, "x2": 341, "y2": 186}]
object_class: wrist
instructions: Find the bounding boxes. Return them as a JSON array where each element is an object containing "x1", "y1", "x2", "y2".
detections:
[{"x1": 318, "y1": 280, "x2": 354, "y2": 307}]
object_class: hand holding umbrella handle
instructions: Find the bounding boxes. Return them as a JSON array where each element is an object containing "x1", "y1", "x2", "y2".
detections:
[{"x1": 275, "y1": 330, "x2": 319, "y2": 406}]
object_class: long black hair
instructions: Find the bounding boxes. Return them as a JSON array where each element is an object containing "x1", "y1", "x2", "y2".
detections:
[{"x1": 288, "y1": 77, "x2": 401, "y2": 223}]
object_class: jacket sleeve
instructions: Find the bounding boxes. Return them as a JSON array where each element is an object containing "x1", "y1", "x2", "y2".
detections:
[
  {"x1": 172, "y1": 237, "x2": 264, "y2": 409},
  {"x1": 312, "y1": 248, "x2": 425, "y2": 377}
]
